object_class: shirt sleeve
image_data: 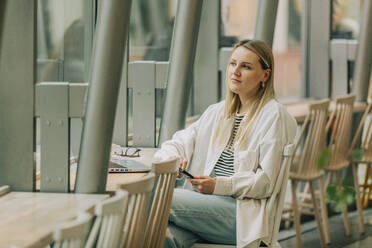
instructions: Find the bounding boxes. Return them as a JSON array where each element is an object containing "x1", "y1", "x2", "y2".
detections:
[
  {"x1": 154, "y1": 118, "x2": 201, "y2": 163},
  {"x1": 213, "y1": 110, "x2": 297, "y2": 200}
]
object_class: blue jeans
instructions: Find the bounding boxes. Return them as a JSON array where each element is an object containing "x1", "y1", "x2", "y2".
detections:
[{"x1": 164, "y1": 188, "x2": 237, "y2": 248}]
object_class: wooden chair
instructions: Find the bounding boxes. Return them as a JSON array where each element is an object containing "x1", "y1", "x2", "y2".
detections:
[
  {"x1": 324, "y1": 94, "x2": 356, "y2": 236},
  {"x1": 0, "y1": 185, "x2": 10, "y2": 197},
  {"x1": 144, "y1": 157, "x2": 179, "y2": 248},
  {"x1": 287, "y1": 99, "x2": 330, "y2": 248},
  {"x1": 52, "y1": 212, "x2": 93, "y2": 248},
  {"x1": 192, "y1": 144, "x2": 295, "y2": 248},
  {"x1": 118, "y1": 173, "x2": 156, "y2": 248},
  {"x1": 347, "y1": 98, "x2": 372, "y2": 234},
  {"x1": 85, "y1": 189, "x2": 129, "y2": 248}
]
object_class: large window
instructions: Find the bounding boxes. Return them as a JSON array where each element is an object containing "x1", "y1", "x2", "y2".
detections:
[
  {"x1": 221, "y1": 0, "x2": 302, "y2": 100},
  {"x1": 37, "y1": 0, "x2": 88, "y2": 83},
  {"x1": 331, "y1": 0, "x2": 361, "y2": 39}
]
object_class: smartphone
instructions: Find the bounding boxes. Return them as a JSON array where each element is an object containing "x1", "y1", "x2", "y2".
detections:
[{"x1": 178, "y1": 168, "x2": 194, "y2": 179}]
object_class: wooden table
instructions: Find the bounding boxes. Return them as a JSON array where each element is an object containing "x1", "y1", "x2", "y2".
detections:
[
  {"x1": 0, "y1": 191, "x2": 107, "y2": 248},
  {"x1": 285, "y1": 100, "x2": 366, "y2": 123},
  {"x1": 36, "y1": 148, "x2": 158, "y2": 192}
]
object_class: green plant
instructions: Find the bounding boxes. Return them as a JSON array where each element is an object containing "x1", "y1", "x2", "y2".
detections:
[
  {"x1": 317, "y1": 148, "x2": 331, "y2": 170},
  {"x1": 353, "y1": 148, "x2": 364, "y2": 161},
  {"x1": 316, "y1": 148, "x2": 362, "y2": 212},
  {"x1": 325, "y1": 183, "x2": 355, "y2": 212}
]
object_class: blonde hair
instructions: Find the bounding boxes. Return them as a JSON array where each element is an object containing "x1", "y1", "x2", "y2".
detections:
[{"x1": 212, "y1": 39, "x2": 275, "y2": 151}]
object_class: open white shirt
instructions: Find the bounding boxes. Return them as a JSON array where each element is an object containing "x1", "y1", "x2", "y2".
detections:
[{"x1": 154, "y1": 99, "x2": 297, "y2": 247}]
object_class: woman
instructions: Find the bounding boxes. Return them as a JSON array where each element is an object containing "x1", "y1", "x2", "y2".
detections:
[{"x1": 155, "y1": 39, "x2": 297, "y2": 248}]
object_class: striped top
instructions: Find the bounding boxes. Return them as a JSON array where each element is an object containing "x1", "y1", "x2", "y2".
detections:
[{"x1": 213, "y1": 114, "x2": 244, "y2": 177}]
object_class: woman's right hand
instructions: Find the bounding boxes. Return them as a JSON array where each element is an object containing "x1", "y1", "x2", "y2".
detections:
[{"x1": 177, "y1": 157, "x2": 188, "y2": 178}]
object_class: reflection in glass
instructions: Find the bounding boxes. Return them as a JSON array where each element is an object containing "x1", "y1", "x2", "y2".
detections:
[
  {"x1": 37, "y1": 0, "x2": 85, "y2": 83},
  {"x1": 332, "y1": 0, "x2": 361, "y2": 39},
  {"x1": 220, "y1": 0, "x2": 302, "y2": 100}
]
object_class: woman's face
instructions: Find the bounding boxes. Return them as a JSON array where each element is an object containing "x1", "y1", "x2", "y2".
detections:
[{"x1": 227, "y1": 46, "x2": 270, "y2": 100}]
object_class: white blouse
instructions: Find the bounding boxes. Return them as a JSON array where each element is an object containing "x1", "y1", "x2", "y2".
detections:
[{"x1": 154, "y1": 99, "x2": 297, "y2": 247}]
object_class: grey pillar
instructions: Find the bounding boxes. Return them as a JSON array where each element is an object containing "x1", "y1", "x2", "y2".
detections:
[
  {"x1": 0, "y1": 0, "x2": 36, "y2": 191},
  {"x1": 254, "y1": 0, "x2": 279, "y2": 47},
  {"x1": 75, "y1": 0, "x2": 132, "y2": 193},
  {"x1": 353, "y1": 0, "x2": 372, "y2": 102},
  {"x1": 158, "y1": 0, "x2": 203, "y2": 144},
  {"x1": 303, "y1": 0, "x2": 331, "y2": 99},
  {"x1": 0, "y1": 0, "x2": 6, "y2": 54}
]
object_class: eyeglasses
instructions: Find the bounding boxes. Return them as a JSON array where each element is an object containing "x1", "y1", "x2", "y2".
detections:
[{"x1": 114, "y1": 146, "x2": 141, "y2": 157}]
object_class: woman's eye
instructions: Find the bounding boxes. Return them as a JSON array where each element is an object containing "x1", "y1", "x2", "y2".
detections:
[
  {"x1": 230, "y1": 62, "x2": 236, "y2": 66},
  {"x1": 242, "y1": 64, "x2": 251, "y2": 69}
]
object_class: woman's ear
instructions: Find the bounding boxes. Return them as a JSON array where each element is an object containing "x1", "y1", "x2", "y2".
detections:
[{"x1": 262, "y1": 69, "x2": 271, "y2": 83}]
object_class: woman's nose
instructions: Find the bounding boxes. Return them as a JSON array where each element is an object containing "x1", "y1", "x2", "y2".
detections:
[{"x1": 233, "y1": 66, "x2": 240, "y2": 76}]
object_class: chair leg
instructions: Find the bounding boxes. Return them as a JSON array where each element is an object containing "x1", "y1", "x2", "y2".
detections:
[
  {"x1": 309, "y1": 181, "x2": 327, "y2": 248},
  {"x1": 318, "y1": 178, "x2": 330, "y2": 244},
  {"x1": 291, "y1": 180, "x2": 302, "y2": 248},
  {"x1": 364, "y1": 166, "x2": 372, "y2": 208},
  {"x1": 361, "y1": 165, "x2": 370, "y2": 208},
  {"x1": 352, "y1": 162, "x2": 365, "y2": 233},
  {"x1": 335, "y1": 172, "x2": 351, "y2": 236}
]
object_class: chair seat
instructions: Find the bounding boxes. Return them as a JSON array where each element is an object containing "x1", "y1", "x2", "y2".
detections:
[
  {"x1": 289, "y1": 158, "x2": 324, "y2": 181},
  {"x1": 353, "y1": 154, "x2": 372, "y2": 164},
  {"x1": 324, "y1": 159, "x2": 349, "y2": 171}
]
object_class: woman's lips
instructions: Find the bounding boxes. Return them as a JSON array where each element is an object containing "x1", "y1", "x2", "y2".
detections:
[{"x1": 231, "y1": 78, "x2": 241, "y2": 83}]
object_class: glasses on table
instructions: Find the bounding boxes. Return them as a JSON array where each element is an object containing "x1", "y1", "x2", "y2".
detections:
[{"x1": 113, "y1": 146, "x2": 141, "y2": 157}]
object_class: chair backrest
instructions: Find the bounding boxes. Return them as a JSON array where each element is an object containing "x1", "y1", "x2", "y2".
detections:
[
  {"x1": 350, "y1": 101, "x2": 372, "y2": 158},
  {"x1": 0, "y1": 185, "x2": 10, "y2": 197},
  {"x1": 326, "y1": 94, "x2": 355, "y2": 169},
  {"x1": 266, "y1": 144, "x2": 294, "y2": 245},
  {"x1": 53, "y1": 212, "x2": 93, "y2": 248},
  {"x1": 291, "y1": 99, "x2": 330, "y2": 178},
  {"x1": 118, "y1": 173, "x2": 156, "y2": 248},
  {"x1": 85, "y1": 189, "x2": 129, "y2": 248},
  {"x1": 143, "y1": 157, "x2": 179, "y2": 248}
]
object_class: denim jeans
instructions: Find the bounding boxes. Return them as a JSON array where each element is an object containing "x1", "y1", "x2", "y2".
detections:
[{"x1": 163, "y1": 188, "x2": 237, "y2": 248}]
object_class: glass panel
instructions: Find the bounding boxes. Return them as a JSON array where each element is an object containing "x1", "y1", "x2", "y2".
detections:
[
  {"x1": 129, "y1": 0, "x2": 176, "y2": 61},
  {"x1": 221, "y1": 0, "x2": 258, "y2": 43},
  {"x1": 37, "y1": 0, "x2": 86, "y2": 83},
  {"x1": 273, "y1": 0, "x2": 302, "y2": 100},
  {"x1": 220, "y1": 0, "x2": 302, "y2": 100},
  {"x1": 332, "y1": 0, "x2": 361, "y2": 39}
]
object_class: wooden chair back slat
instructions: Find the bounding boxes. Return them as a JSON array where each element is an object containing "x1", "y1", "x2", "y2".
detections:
[
  {"x1": 53, "y1": 212, "x2": 93, "y2": 248},
  {"x1": 291, "y1": 99, "x2": 330, "y2": 178},
  {"x1": 86, "y1": 189, "x2": 128, "y2": 248},
  {"x1": 144, "y1": 157, "x2": 179, "y2": 248},
  {"x1": 119, "y1": 173, "x2": 155, "y2": 248},
  {"x1": 326, "y1": 94, "x2": 355, "y2": 170}
]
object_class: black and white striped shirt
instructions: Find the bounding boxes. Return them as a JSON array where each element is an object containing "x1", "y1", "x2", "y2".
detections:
[{"x1": 214, "y1": 114, "x2": 244, "y2": 177}]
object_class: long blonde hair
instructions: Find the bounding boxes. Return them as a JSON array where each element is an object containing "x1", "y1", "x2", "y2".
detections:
[{"x1": 212, "y1": 39, "x2": 275, "y2": 150}]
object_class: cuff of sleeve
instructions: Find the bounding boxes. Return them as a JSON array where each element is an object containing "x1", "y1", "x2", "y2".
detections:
[
  {"x1": 154, "y1": 149, "x2": 176, "y2": 162},
  {"x1": 213, "y1": 177, "x2": 233, "y2": 195}
]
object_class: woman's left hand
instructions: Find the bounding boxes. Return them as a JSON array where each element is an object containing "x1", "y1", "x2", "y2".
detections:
[{"x1": 189, "y1": 176, "x2": 216, "y2": 194}]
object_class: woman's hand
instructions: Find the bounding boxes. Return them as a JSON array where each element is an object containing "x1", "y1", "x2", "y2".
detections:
[
  {"x1": 189, "y1": 176, "x2": 216, "y2": 194},
  {"x1": 177, "y1": 157, "x2": 188, "y2": 178}
]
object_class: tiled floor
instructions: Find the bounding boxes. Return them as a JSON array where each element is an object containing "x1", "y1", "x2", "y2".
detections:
[{"x1": 279, "y1": 208, "x2": 372, "y2": 247}]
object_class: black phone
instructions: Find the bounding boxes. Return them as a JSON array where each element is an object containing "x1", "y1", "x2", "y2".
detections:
[{"x1": 178, "y1": 168, "x2": 194, "y2": 179}]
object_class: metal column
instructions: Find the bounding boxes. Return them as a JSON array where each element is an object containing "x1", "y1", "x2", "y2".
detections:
[
  {"x1": 0, "y1": 1, "x2": 7, "y2": 56},
  {"x1": 0, "y1": 0, "x2": 36, "y2": 191},
  {"x1": 158, "y1": 0, "x2": 204, "y2": 144},
  {"x1": 75, "y1": 0, "x2": 132, "y2": 193},
  {"x1": 254, "y1": 0, "x2": 279, "y2": 48},
  {"x1": 353, "y1": 0, "x2": 372, "y2": 102},
  {"x1": 303, "y1": 0, "x2": 331, "y2": 99}
]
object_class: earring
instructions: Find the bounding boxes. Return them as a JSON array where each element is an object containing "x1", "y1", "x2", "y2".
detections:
[{"x1": 261, "y1": 81, "x2": 265, "y2": 88}]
